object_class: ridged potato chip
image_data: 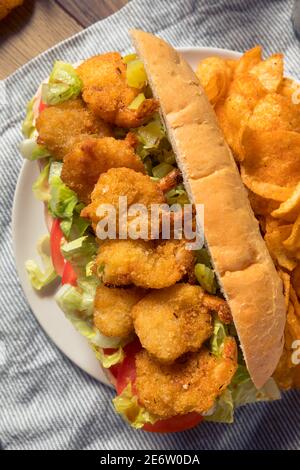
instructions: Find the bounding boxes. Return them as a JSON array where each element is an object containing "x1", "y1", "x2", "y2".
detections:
[
  {"x1": 196, "y1": 57, "x2": 232, "y2": 106},
  {"x1": 249, "y1": 53, "x2": 283, "y2": 92},
  {"x1": 247, "y1": 93, "x2": 300, "y2": 133},
  {"x1": 291, "y1": 264, "x2": 300, "y2": 298},
  {"x1": 235, "y1": 46, "x2": 262, "y2": 75},
  {"x1": 271, "y1": 183, "x2": 300, "y2": 222},
  {"x1": 241, "y1": 128, "x2": 300, "y2": 189},
  {"x1": 240, "y1": 167, "x2": 294, "y2": 202},
  {"x1": 247, "y1": 190, "x2": 280, "y2": 216},
  {"x1": 264, "y1": 223, "x2": 297, "y2": 271}
]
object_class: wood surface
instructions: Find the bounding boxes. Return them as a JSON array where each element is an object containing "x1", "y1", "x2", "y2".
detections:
[{"x1": 0, "y1": 0, "x2": 128, "y2": 79}]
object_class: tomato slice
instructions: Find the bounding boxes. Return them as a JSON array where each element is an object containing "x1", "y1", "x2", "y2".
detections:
[
  {"x1": 50, "y1": 218, "x2": 65, "y2": 277},
  {"x1": 115, "y1": 338, "x2": 203, "y2": 433},
  {"x1": 115, "y1": 338, "x2": 142, "y2": 395},
  {"x1": 38, "y1": 100, "x2": 48, "y2": 114},
  {"x1": 143, "y1": 412, "x2": 203, "y2": 434},
  {"x1": 62, "y1": 261, "x2": 77, "y2": 286}
]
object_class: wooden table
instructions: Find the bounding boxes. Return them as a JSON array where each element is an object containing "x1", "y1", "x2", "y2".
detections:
[{"x1": 0, "y1": 0, "x2": 128, "y2": 79}]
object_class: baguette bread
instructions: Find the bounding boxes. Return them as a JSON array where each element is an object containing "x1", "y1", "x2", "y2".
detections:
[{"x1": 130, "y1": 30, "x2": 286, "y2": 388}]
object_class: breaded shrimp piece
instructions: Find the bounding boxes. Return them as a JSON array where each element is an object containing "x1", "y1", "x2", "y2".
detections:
[
  {"x1": 61, "y1": 135, "x2": 145, "y2": 204},
  {"x1": 202, "y1": 294, "x2": 233, "y2": 324},
  {"x1": 131, "y1": 284, "x2": 214, "y2": 363},
  {"x1": 80, "y1": 167, "x2": 166, "y2": 233},
  {"x1": 36, "y1": 98, "x2": 112, "y2": 160},
  {"x1": 95, "y1": 239, "x2": 195, "y2": 289},
  {"x1": 93, "y1": 284, "x2": 146, "y2": 338},
  {"x1": 77, "y1": 53, "x2": 158, "y2": 128},
  {"x1": 135, "y1": 338, "x2": 237, "y2": 418}
]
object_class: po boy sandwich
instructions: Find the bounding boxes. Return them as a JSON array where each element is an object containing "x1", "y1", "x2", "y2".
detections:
[{"x1": 20, "y1": 31, "x2": 286, "y2": 433}]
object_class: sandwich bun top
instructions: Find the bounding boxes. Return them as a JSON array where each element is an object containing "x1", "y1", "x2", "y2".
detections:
[{"x1": 130, "y1": 30, "x2": 286, "y2": 389}]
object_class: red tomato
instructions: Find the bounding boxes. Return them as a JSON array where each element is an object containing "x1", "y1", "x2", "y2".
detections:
[
  {"x1": 50, "y1": 219, "x2": 65, "y2": 277},
  {"x1": 143, "y1": 412, "x2": 203, "y2": 434},
  {"x1": 38, "y1": 100, "x2": 48, "y2": 114},
  {"x1": 62, "y1": 261, "x2": 77, "y2": 286},
  {"x1": 115, "y1": 338, "x2": 142, "y2": 395},
  {"x1": 115, "y1": 338, "x2": 203, "y2": 433}
]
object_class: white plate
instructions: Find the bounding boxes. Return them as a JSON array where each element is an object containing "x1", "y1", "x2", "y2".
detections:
[{"x1": 12, "y1": 47, "x2": 241, "y2": 384}]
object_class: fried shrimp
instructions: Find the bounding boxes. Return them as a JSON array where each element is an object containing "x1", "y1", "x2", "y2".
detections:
[
  {"x1": 135, "y1": 338, "x2": 237, "y2": 418},
  {"x1": 93, "y1": 284, "x2": 146, "y2": 338},
  {"x1": 202, "y1": 294, "x2": 233, "y2": 324},
  {"x1": 80, "y1": 167, "x2": 166, "y2": 233},
  {"x1": 131, "y1": 284, "x2": 214, "y2": 363},
  {"x1": 95, "y1": 239, "x2": 195, "y2": 289},
  {"x1": 61, "y1": 135, "x2": 145, "y2": 204},
  {"x1": 36, "y1": 98, "x2": 112, "y2": 160},
  {"x1": 77, "y1": 53, "x2": 158, "y2": 128}
]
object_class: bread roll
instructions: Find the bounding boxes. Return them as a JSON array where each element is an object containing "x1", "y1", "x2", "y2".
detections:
[{"x1": 130, "y1": 30, "x2": 286, "y2": 388}]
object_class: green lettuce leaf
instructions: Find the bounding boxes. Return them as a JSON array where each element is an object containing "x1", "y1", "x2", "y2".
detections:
[
  {"x1": 41, "y1": 61, "x2": 82, "y2": 105},
  {"x1": 93, "y1": 346, "x2": 125, "y2": 368},
  {"x1": 55, "y1": 276, "x2": 99, "y2": 318},
  {"x1": 32, "y1": 161, "x2": 50, "y2": 202},
  {"x1": 48, "y1": 175, "x2": 78, "y2": 220},
  {"x1": 25, "y1": 235, "x2": 57, "y2": 290},
  {"x1": 195, "y1": 263, "x2": 217, "y2": 294},
  {"x1": 61, "y1": 235, "x2": 97, "y2": 275},
  {"x1": 165, "y1": 184, "x2": 190, "y2": 206},
  {"x1": 210, "y1": 317, "x2": 228, "y2": 356},
  {"x1": 19, "y1": 137, "x2": 51, "y2": 161},
  {"x1": 113, "y1": 384, "x2": 158, "y2": 429},
  {"x1": 22, "y1": 97, "x2": 36, "y2": 138},
  {"x1": 205, "y1": 389, "x2": 234, "y2": 424}
]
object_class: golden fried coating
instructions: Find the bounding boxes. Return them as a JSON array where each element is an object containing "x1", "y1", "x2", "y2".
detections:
[
  {"x1": 202, "y1": 294, "x2": 233, "y2": 324},
  {"x1": 77, "y1": 53, "x2": 158, "y2": 128},
  {"x1": 131, "y1": 284, "x2": 213, "y2": 363},
  {"x1": 93, "y1": 284, "x2": 146, "y2": 338},
  {"x1": 61, "y1": 135, "x2": 145, "y2": 204},
  {"x1": 158, "y1": 169, "x2": 182, "y2": 193},
  {"x1": 0, "y1": 0, "x2": 23, "y2": 20},
  {"x1": 36, "y1": 98, "x2": 112, "y2": 160},
  {"x1": 95, "y1": 238, "x2": 195, "y2": 289},
  {"x1": 135, "y1": 338, "x2": 237, "y2": 418},
  {"x1": 80, "y1": 167, "x2": 166, "y2": 233}
]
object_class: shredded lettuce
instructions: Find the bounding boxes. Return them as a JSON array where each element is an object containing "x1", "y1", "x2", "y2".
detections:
[
  {"x1": 206, "y1": 389, "x2": 234, "y2": 424},
  {"x1": 55, "y1": 276, "x2": 98, "y2": 318},
  {"x1": 195, "y1": 263, "x2": 217, "y2": 294},
  {"x1": 210, "y1": 317, "x2": 228, "y2": 356},
  {"x1": 19, "y1": 137, "x2": 51, "y2": 160},
  {"x1": 48, "y1": 175, "x2": 78, "y2": 220},
  {"x1": 195, "y1": 247, "x2": 212, "y2": 267},
  {"x1": 152, "y1": 162, "x2": 174, "y2": 179},
  {"x1": 128, "y1": 93, "x2": 145, "y2": 110},
  {"x1": 113, "y1": 384, "x2": 158, "y2": 429},
  {"x1": 165, "y1": 184, "x2": 190, "y2": 206},
  {"x1": 126, "y1": 59, "x2": 147, "y2": 89},
  {"x1": 25, "y1": 235, "x2": 57, "y2": 290},
  {"x1": 32, "y1": 162, "x2": 50, "y2": 201},
  {"x1": 41, "y1": 61, "x2": 82, "y2": 105},
  {"x1": 94, "y1": 346, "x2": 125, "y2": 368},
  {"x1": 22, "y1": 98, "x2": 36, "y2": 138},
  {"x1": 61, "y1": 235, "x2": 97, "y2": 275}
]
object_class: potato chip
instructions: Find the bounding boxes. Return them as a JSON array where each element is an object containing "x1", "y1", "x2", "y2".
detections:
[
  {"x1": 196, "y1": 57, "x2": 232, "y2": 106},
  {"x1": 279, "y1": 77, "x2": 300, "y2": 107},
  {"x1": 247, "y1": 93, "x2": 300, "y2": 133},
  {"x1": 247, "y1": 189, "x2": 280, "y2": 216},
  {"x1": 241, "y1": 128, "x2": 300, "y2": 189},
  {"x1": 290, "y1": 286, "x2": 300, "y2": 318},
  {"x1": 240, "y1": 167, "x2": 294, "y2": 202},
  {"x1": 291, "y1": 264, "x2": 300, "y2": 298},
  {"x1": 215, "y1": 94, "x2": 251, "y2": 159},
  {"x1": 229, "y1": 72, "x2": 266, "y2": 109},
  {"x1": 287, "y1": 301, "x2": 300, "y2": 340},
  {"x1": 235, "y1": 46, "x2": 262, "y2": 75},
  {"x1": 271, "y1": 183, "x2": 300, "y2": 222},
  {"x1": 278, "y1": 269, "x2": 291, "y2": 309},
  {"x1": 264, "y1": 223, "x2": 297, "y2": 270},
  {"x1": 283, "y1": 214, "x2": 300, "y2": 253},
  {"x1": 249, "y1": 53, "x2": 283, "y2": 92}
]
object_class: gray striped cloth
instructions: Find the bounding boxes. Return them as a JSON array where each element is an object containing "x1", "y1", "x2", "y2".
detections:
[{"x1": 1, "y1": 0, "x2": 300, "y2": 450}]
